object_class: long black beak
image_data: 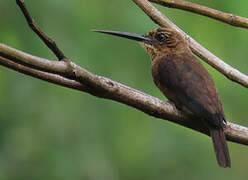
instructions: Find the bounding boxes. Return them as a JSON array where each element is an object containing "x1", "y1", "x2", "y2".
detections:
[{"x1": 92, "y1": 29, "x2": 152, "y2": 43}]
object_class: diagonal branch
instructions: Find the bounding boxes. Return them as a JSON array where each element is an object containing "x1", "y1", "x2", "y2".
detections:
[
  {"x1": 133, "y1": 0, "x2": 248, "y2": 89},
  {"x1": 0, "y1": 56, "x2": 87, "y2": 92},
  {"x1": 149, "y1": 0, "x2": 248, "y2": 29},
  {"x1": 16, "y1": 0, "x2": 66, "y2": 60},
  {"x1": 1, "y1": 43, "x2": 248, "y2": 145}
]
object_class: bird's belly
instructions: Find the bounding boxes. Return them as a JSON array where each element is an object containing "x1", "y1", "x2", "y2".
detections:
[{"x1": 154, "y1": 79, "x2": 183, "y2": 110}]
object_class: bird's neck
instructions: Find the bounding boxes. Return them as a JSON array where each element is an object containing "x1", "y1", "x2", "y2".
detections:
[{"x1": 151, "y1": 46, "x2": 191, "y2": 62}]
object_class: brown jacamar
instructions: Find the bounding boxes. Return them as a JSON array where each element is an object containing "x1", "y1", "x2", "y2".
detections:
[{"x1": 93, "y1": 28, "x2": 231, "y2": 168}]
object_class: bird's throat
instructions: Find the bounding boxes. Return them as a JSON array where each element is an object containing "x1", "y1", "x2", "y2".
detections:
[{"x1": 140, "y1": 42, "x2": 157, "y2": 61}]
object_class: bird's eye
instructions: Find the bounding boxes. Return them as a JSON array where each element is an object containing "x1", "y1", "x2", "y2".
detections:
[{"x1": 155, "y1": 33, "x2": 166, "y2": 42}]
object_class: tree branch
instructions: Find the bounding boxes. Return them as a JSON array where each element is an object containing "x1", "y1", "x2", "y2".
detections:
[
  {"x1": 1, "y1": 43, "x2": 248, "y2": 145},
  {"x1": 133, "y1": 0, "x2": 248, "y2": 89},
  {"x1": 149, "y1": 0, "x2": 248, "y2": 29},
  {"x1": 16, "y1": 0, "x2": 66, "y2": 60},
  {"x1": 0, "y1": 56, "x2": 87, "y2": 92}
]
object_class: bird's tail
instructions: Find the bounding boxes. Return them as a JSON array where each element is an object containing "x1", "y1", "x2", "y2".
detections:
[{"x1": 209, "y1": 127, "x2": 231, "y2": 168}]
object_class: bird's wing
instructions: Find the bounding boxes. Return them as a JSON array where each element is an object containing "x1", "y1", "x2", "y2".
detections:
[{"x1": 152, "y1": 53, "x2": 224, "y2": 127}]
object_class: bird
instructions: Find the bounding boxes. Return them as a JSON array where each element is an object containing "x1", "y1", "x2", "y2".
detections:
[{"x1": 93, "y1": 27, "x2": 231, "y2": 168}]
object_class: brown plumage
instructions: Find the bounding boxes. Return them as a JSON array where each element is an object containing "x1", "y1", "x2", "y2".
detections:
[
  {"x1": 145, "y1": 28, "x2": 230, "y2": 168},
  {"x1": 93, "y1": 28, "x2": 231, "y2": 167}
]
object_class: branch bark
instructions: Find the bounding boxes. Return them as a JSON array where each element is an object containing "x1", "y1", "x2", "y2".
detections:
[
  {"x1": 1, "y1": 43, "x2": 248, "y2": 145},
  {"x1": 133, "y1": 0, "x2": 248, "y2": 89},
  {"x1": 149, "y1": 0, "x2": 248, "y2": 29}
]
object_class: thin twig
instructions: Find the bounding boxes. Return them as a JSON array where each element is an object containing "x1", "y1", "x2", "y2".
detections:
[
  {"x1": 16, "y1": 0, "x2": 66, "y2": 60},
  {"x1": 133, "y1": 0, "x2": 248, "y2": 89},
  {"x1": 149, "y1": 0, "x2": 248, "y2": 29},
  {"x1": 1, "y1": 43, "x2": 248, "y2": 145}
]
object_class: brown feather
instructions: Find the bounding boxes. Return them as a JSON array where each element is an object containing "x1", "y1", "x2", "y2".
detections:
[{"x1": 145, "y1": 27, "x2": 230, "y2": 167}]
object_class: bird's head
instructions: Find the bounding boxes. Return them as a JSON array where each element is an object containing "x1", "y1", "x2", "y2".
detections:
[{"x1": 93, "y1": 27, "x2": 189, "y2": 61}]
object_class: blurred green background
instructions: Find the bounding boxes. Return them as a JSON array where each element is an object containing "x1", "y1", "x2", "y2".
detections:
[{"x1": 0, "y1": 0, "x2": 248, "y2": 179}]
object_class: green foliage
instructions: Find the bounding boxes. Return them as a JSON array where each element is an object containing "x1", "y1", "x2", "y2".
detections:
[{"x1": 0, "y1": 0, "x2": 248, "y2": 179}]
